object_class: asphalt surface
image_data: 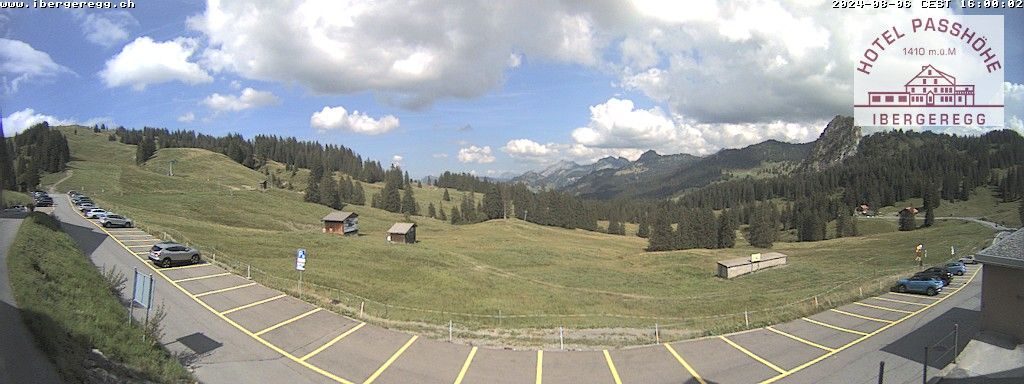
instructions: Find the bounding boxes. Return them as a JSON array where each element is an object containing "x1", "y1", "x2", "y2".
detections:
[
  {"x1": 50, "y1": 193, "x2": 1004, "y2": 384},
  {"x1": 0, "y1": 212, "x2": 64, "y2": 384}
]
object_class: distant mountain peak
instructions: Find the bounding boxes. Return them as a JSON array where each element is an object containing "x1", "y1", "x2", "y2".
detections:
[
  {"x1": 638, "y1": 149, "x2": 660, "y2": 161},
  {"x1": 799, "y1": 115, "x2": 861, "y2": 173}
]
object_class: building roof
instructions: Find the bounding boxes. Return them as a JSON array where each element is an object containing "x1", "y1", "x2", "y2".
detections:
[
  {"x1": 387, "y1": 222, "x2": 417, "y2": 234},
  {"x1": 717, "y1": 252, "x2": 787, "y2": 267},
  {"x1": 976, "y1": 229, "x2": 1024, "y2": 270},
  {"x1": 322, "y1": 211, "x2": 356, "y2": 222}
]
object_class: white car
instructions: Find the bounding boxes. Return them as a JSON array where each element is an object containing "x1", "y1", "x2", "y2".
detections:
[
  {"x1": 99, "y1": 214, "x2": 133, "y2": 228},
  {"x1": 85, "y1": 208, "x2": 108, "y2": 219},
  {"x1": 959, "y1": 255, "x2": 978, "y2": 264}
]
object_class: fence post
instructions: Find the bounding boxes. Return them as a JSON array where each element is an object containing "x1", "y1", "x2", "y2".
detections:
[
  {"x1": 922, "y1": 347, "x2": 928, "y2": 384},
  {"x1": 860, "y1": 287, "x2": 864, "y2": 297},
  {"x1": 655, "y1": 323, "x2": 660, "y2": 344},
  {"x1": 559, "y1": 326, "x2": 564, "y2": 350},
  {"x1": 954, "y1": 323, "x2": 959, "y2": 363},
  {"x1": 878, "y1": 361, "x2": 885, "y2": 384},
  {"x1": 360, "y1": 301, "x2": 364, "y2": 318},
  {"x1": 449, "y1": 320, "x2": 453, "y2": 343},
  {"x1": 814, "y1": 296, "x2": 818, "y2": 307},
  {"x1": 246, "y1": 264, "x2": 251, "y2": 280},
  {"x1": 744, "y1": 311, "x2": 749, "y2": 328}
]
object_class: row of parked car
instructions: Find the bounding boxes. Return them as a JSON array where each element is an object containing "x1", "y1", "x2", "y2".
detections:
[
  {"x1": 31, "y1": 191, "x2": 53, "y2": 207},
  {"x1": 69, "y1": 191, "x2": 134, "y2": 228},
  {"x1": 894, "y1": 261, "x2": 970, "y2": 296},
  {"x1": 70, "y1": 190, "x2": 202, "y2": 268}
]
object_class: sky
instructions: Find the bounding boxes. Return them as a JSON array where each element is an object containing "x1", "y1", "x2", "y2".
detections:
[{"x1": 1, "y1": 1, "x2": 1022, "y2": 178}]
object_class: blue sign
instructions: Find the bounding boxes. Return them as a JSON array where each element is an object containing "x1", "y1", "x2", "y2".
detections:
[
  {"x1": 132, "y1": 269, "x2": 154, "y2": 308},
  {"x1": 296, "y1": 248, "x2": 306, "y2": 271}
]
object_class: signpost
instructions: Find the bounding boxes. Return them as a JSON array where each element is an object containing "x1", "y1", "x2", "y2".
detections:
[
  {"x1": 296, "y1": 249, "x2": 306, "y2": 298},
  {"x1": 129, "y1": 268, "x2": 155, "y2": 340}
]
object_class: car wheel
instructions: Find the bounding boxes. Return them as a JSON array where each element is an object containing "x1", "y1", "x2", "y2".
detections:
[
  {"x1": 957, "y1": 271, "x2": 964, "y2": 276},
  {"x1": 190, "y1": 254, "x2": 200, "y2": 264},
  {"x1": 897, "y1": 285, "x2": 908, "y2": 293},
  {"x1": 102, "y1": 222, "x2": 109, "y2": 227},
  {"x1": 927, "y1": 287, "x2": 937, "y2": 296},
  {"x1": 161, "y1": 258, "x2": 172, "y2": 268},
  {"x1": 127, "y1": 222, "x2": 133, "y2": 228}
]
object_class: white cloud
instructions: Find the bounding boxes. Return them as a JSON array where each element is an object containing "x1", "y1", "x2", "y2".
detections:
[
  {"x1": 2, "y1": 108, "x2": 107, "y2": 136},
  {"x1": 100, "y1": 36, "x2": 212, "y2": 90},
  {"x1": 1006, "y1": 82, "x2": 1023, "y2": 133},
  {"x1": 74, "y1": 11, "x2": 137, "y2": 47},
  {"x1": 310, "y1": 106, "x2": 400, "y2": 135},
  {"x1": 202, "y1": 87, "x2": 280, "y2": 112},
  {"x1": 391, "y1": 155, "x2": 403, "y2": 166},
  {"x1": 187, "y1": 1, "x2": 611, "y2": 107},
  {"x1": 503, "y1": 139, "x2": 559, "y2": 159},
  {"x1": 432, "y1": 153, "x2": 449, "y2": 159},
  {"x1": 177, "y1": 111, "x2": 195, "y2": 123},
  {"x1": 458, "y1": 145, "x2": 495, "y2": 164},
  {"x1": 0, "y1": 38, "x2": 71, "y2": 95}
]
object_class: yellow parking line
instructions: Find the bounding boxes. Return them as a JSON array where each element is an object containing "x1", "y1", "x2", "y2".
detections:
[
  {"x1": 765, "y1": 326, "x2": 835, "y2": 352},
  {"x1": 119, "y1": 239, "x2": 156, "y2": 242},
  {"x1": 603, "y1": 350, "x2": 623, "y2": 384},
  {"x1": 162, "y1": 263, "x2": 212, "y2": 271},
  {"x1": 255, "y1": 308, "x2": 322, "y2": 336},
  {"x1": 300, "y1": 323, "x2": 366, "y2": 361},
  {"x1": 172, "y1": 272, "x2": 231, "y2": 283},
  {"x1": 873, "y1": 297, "x2": 928, "y2": 306},
  {"x1": 363, "y1": 335, "x2": 418, "y2": 384},
  {"x1": 452, "y1": 346, "x2": 477, "y2": 384},
  {"x1": 220, "y1": 294, "x2": 286, "y2": 315},
  {"x1": 800, "y1": 317, "x2": 869, "y2": 336},
  {"x1": 853, "y1": 302, "x2": 913, "y2": 314},
  {"x1": 719, "y1": 336, "x2": 786, "y2": 374},
  {"x1": 536, "y1": 350, "x2": 543, "y2": 384},
  {"x1": 888, "y1": 292, "x2": 939, "y2": 300},
  {"x1": 68, "y1": 195, "x2": 357, "y2": 384},
  {"x1": 664, "y1": 343, "x2": 706, "y2": 384},
  {"x1": 830, "y1": 309, "x2": 893, "y2": 323},
  {"x1": 195, "y1": 282, "x2": 257, "y2": 298}
]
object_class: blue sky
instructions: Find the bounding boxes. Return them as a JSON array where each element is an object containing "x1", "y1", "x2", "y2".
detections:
[{"x1": 1, "y1": 2, "x2": 1022, "y2": 178}]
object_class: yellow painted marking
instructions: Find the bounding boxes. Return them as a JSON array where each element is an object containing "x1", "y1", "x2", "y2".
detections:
[
  {"x1": 220, "y1": 294, "x2": 286, "y2": 315},
  {"x1": 888, "y1": 292, "x2": 939, "y2": 300},
  {"x1": 66, "y1": 195, "x2": 358, "y2": 384},
  {"x1": 363, "y1": 335, "x2": 418, "y2": 384},
  {"x1": 535, "y1": 350, "x2": 543, "y2": 384},
  {"x1": 765, "y1": 326, "x2": 835, "y2": 352},
  {"x1": 195, "y1": 282, "x2": 257, "y2": 298},
  {"x1": 719, "y1": 336, "x2": 786, "y2": 374},
  {"x1": 664, "y1": 343, "x2": 707, "y2": 384},
  {"x1": 603, "y1": 350, "x2": 623, "y2": 384},
  {"x1": 162, "y1": 263, "x2": 213, "y2": 271},
  {"x1": 452, "y1": 346, "x2": 477, "y2": 384},
  {"x1": 853, "y1": 302, "x2": 913, "y2": 314},
  {"x1": 255, "y1": 308, "x2": 322, "y2": 336},
  {"x1": 829, "y1": 309, "x2": 894, "y2": 323},
  {"x1": 172, "y1": 272, "x2": 231, "y2": 283},
  {"x1": 873, "y1": 297, "x2": 928, "y2": 306},
  {"x1": 760, "y1": 267, "x2": 982, "y2": 384},
  {"x1": 119, "y1": 239, "x2": 157, "y2": 242},
  {"x1": 300, "y1": 323, "x2": 366, "y2": 361},
  {"x1": 800, "y1": 317, "x2": 869, "y2": 336}
]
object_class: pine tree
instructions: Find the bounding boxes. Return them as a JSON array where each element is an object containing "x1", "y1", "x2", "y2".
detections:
[
  {"x1": 0, "y1": 122, "x2": 13, "y2": 190},
  {"x1": 352, "y1": 181, "x2": 366, "y2": 205},
  {"x1": 717, "y1": 209, "x2": 737, "y2": 248},
  {"x1": 606, "y1": 218, "x2": 620, "y2": 235},
  {"x1": 427, "y1": 202, "x2": 436, "y2": 218},
  {"x1": 450, "y1": 206, "x2": 461, "y2": 224},
  {"x1": 135, "y1": 134, "x2": 156, "y2": 164},
  {"x1": 748, "y1": 205, "x2": 776, "y2": 248},
  {"x1": 482, "y1": 185, "x2": 503, "y2": 219},
  {"x1": 401, "y1": 186, "x2": 418, "y2": 215},
  {"x1": 304, "y1": 178, "x2": 320, "y2": 203},
  {"x1": 637, "y1": 214, "x2": 650, "y2": 238},
  {"x1": 1019, "y1": 198, "x2": 1024, "y2": 227},
  {"x1": 442, "y1": 188, "x2": 451, "y2": 201},
  {"x1": 646, "y1": 210, "x2": 674, "y2": 251},
  {"x1": 835, "y1": 211, "x2": 850, "y2": 239},
  {"x1": 382, "y1": 181, "x2": 402, "y2": 213},
  {"x1": 439, "y1": 204, "x2": 448, "y2": 221},
  {"x1": 924, "y1": 207, "x2": 935, "y2": 228},
  {"x1": 898, "y1": 209, "x2": 916, "y2": 231}
]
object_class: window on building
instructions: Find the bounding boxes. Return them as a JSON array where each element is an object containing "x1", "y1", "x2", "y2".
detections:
[
  {"x1": 885, "y1": 95, "x2": 894, "y2": 102},
  {"x1": 899, "y1": 96, "x2": 907, "y2": 102},
  {"x1": 872, "y1": 95, "x2": 881, "y2": 102}
]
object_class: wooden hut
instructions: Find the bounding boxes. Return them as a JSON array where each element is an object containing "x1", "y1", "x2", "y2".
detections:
[
  {"x1": 386, "y1": 223, "x2": 417, "y2": 244},
  {"x1": 322, "y1": 211, "x2": 359, "y2": 236}
]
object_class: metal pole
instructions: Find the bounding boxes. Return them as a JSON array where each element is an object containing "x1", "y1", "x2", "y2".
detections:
[
  {"x1": 923, "y1": 347, "x2": 928, "y2": 384},
  {"x1": 360, "y1": 301, "x2": 364, "y2": 317},
  {"x1": 449, "y1": 320, "x2": 453, "y2": 343},
  {"x1": 247, "y1": 264, "x2": 251, "y2": 280},
  {"x1": 298, "y1": 270, "x2": 303, "y2": 299},
  {"x1": 655, "y1": 323, "x2": 660, "y2": 343},
  {"x1": 954, "y1": 323, "x2": 959, "y2": 363},
  {"x1": 128, "y1": 268, "x2": 137, "y2": 325},
  {"x1": 878, "y1": 361, "x2": 885, "y2": 384},
  {"x1": 559, "y1": 326, "x2": 564, "y2": 350}
]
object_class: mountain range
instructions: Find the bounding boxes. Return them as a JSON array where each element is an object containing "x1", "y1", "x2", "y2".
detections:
[{"x1": 511, "y1": 115, "x2": 861, "y2": 199}]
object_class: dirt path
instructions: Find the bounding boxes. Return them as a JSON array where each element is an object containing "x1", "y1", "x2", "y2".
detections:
[{"x1": 47, "y1": 170, "x2": 73, "y2": 193}]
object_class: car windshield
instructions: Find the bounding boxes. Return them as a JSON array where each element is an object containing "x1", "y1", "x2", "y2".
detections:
[{"x1": 108, "y1": 215, "x2": 122, "y2": 219}]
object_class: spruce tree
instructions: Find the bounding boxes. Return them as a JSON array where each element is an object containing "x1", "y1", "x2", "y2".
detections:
[
  {"x1": 439, "y1": 204, "x2": 447, "y2": 221},
  {"x1": 401, "y1": 186, "x2": 418, "y2": 215},
  {"x1": 442, "y1": 188, "x2": 451, "y2": 201},
  {"x1": 835, "y1": 211, "x2": 850, "y2": 239},
  {"x1": 427, "y1": 202, "x2": 436, "y2": 218},
  {"x1": 748, "y1": 205, "x2": 776, "y2": 248},
  {"x1": 898, "y1": 209, "x2": 916, "y2": 231},
  {"x1": 352, "y1": 181, "x2": 366, "y2": 205},
  {"x1": 924, "y1": 207, "x2": 935, "y2": 228},
  {"x1": 717, "y1": 209, "x2": 737, "y2": 248},
  {"x1": 135, "y1": 134, "x2": 156, "y2": 164},
  {"x1": 0, "y1": 122, "x2": 13, "y2": 190},
  {"x1": 382, "y1": 180, "x2": 402, "y2": 213},
  {"x1": 482, "y1": 185, "x2": 503, "y2": 219},
  {"x1": 450, "y1": 206, "x2": 461, "y2": 224},
  {"x1": 637, "y1": 214, "x2": 650, "y2": 238},
  {"x1": 646, "y1": 210, "x2": 673, "y2": 251}
]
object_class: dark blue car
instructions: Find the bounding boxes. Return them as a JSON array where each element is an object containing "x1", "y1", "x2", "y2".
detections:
[{"x1": 895, "y1": 275, "x2": 943, "y2": 296}]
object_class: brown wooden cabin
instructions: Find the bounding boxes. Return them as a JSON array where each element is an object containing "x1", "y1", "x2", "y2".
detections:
[
  {"x1": 322, "y1": 211, "x2": 359, "y2": 236},
  {"x1": 386, "y1": 222, "x2": 417, "y2": 244}
]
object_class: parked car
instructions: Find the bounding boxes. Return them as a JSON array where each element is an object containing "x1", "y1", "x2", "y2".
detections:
[
  {"x1": 914, "y1": 267, "x2": 953, "y2": 286},
  {"x1": 895, "y1": 275, "x2": 944, "y2": 296},
  {"x1": 84, "y1": 208, "x2": 108, "y2": 219},
  {"x1": 4, "y1": 205, "x2": 28, "y2": 213},
  {"x1": 149, "y1": 242, "x2": 201, "y2": 268},
  {"x1": 67, "y1": 190, "x2": 79, "y2": 196},
  {"x1": 944, "y1": 261, "x2": 967, "y2": 276},
  {"x1": 99, "y1": 214, "x2": 133, "y2": 228},
  {"x1": 959, "y1": 255, "x2": 978, "y2": 264},
  {"x1": 34, "y1": 196, "x2": 53, "y2": 207},
  {"x1": 72, "y1": 197, "x2": 92, "y2": 205},
  {"x1": 78, "y1": 203, "x2": 97, "y2": 213}
]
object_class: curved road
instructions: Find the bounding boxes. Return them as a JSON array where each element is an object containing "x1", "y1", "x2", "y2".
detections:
[{"x1": 47, "y1": 196, "x2": 1006, "y2": 384}]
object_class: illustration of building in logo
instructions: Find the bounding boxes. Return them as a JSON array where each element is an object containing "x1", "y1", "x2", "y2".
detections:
[{"x1": 866, "y1": 65, "x2": 975, "y2": 107}]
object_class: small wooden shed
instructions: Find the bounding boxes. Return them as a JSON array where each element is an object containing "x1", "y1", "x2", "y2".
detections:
[
  {"x1": 717, "y1": 252, "x2": 787, "y2": 279},
  {"x1": 386, "y1": 223, "x2": 417, "y2": 244},
  {"x1": 322, "y1": 211, "x2": 359, "y2": 236}
]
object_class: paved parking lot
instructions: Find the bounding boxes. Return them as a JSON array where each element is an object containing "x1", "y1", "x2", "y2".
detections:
[{"x1": 70, "y1": 195, "x2": 984, "y2": 384}]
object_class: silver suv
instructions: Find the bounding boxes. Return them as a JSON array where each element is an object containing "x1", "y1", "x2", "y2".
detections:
[
  {"x1": 99, "y1": 214, "x2": 134, "y2": 228},
  {"x1": 149, "y1": 242, "x2": 201, "y2": 268}
]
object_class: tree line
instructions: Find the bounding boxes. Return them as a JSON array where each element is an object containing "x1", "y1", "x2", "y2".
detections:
[{"x1": 0, "y1": 122, "x2": 71, "y2": 191}]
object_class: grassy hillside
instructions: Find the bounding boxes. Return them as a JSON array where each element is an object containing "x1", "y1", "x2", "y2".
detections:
[
  {"x1": 43, "y1": 126, "x2": 1000, "y2": 345},
  {"x1": 876, "y1": 186, "x2": 1021, "y2": 228},
  {"x1": 2, "y1": 190, "x2": 30, "y2": 207}
]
